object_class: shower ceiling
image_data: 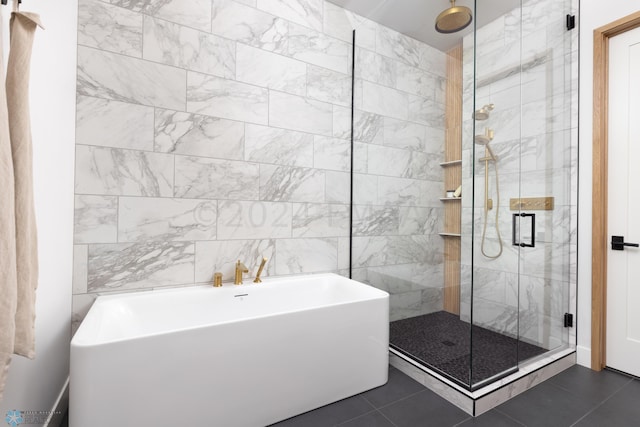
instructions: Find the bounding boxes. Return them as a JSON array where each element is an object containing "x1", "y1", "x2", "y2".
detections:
[{"x1": 328, "y1": 0, "x2": 519, "y2": 52}]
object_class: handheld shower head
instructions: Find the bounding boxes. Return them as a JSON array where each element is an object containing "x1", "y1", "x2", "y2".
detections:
[
  {"x1": 474, "y1": 128, "x2": 496, "y2": 160},
  {"x1": 473, "y1": 104, "x2": 495, "y2": 121}
]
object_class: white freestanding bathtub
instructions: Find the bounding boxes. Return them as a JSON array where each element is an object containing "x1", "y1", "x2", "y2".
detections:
[{"x1": 70, "y1": 274, "x2": 389, "y2": 427}]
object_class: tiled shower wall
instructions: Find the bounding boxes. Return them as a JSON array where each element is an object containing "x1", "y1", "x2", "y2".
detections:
[
  {"x1": 460, "y1": 0, "x2": 579, "y2": 350},
  {"x1": 349, "y1": 29, "x2": 447, "y2": 322},
  {"x1": 71, "y1": 0, "x2": 447, "y2": 326}
]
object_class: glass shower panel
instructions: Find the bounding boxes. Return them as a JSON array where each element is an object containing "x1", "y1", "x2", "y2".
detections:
[
  {"x1": 514, "y1": 0, "x2": 575, "y2": 361},
  {"x1": 351, "y1": 13, "x2": 471, "y2": 386}
]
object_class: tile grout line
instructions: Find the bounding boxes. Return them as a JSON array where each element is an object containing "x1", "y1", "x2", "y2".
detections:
[
  {"x1": 567, "y1": 378, "x2": 636, "y2": 426},
  {"x1": 493, "y1": 408, "x2": 528, "y2": 426}
]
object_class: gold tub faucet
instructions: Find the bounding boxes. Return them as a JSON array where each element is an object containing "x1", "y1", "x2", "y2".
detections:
[
  {"x1": 234, "y1": 260, "x2": 249, "y2": 285},
  {"x1": 254, "y1": 257, "x2": 268, "y2": 283}
]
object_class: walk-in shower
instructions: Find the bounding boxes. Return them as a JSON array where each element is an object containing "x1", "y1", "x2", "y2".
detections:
[{"x1": 348, "y1": 0, "x2": 578, "y2": 395}]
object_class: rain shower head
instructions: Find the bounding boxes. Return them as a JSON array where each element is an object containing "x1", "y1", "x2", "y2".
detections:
[
  {"x1": 435, "y1": 0, "x2": 473, "y2": 34},
  {"x1": 473, "y1": 104, "x2": 495, "y2": 121}
]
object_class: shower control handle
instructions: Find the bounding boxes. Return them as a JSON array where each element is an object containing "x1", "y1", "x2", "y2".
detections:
[{"x1": 512, "y1": 213, "x2": 536, "y2": 248}]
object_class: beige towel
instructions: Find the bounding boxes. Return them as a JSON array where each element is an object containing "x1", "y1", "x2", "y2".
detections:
[
  {"x1": 0, "y1": 5, "x2": 42, "y2": 400},
  {"x1": 0, "y1": 8, "x2": 18, "y2": 399},
  {"x1": 6, "y1": 10, "x2": 43, "y2": 359}
]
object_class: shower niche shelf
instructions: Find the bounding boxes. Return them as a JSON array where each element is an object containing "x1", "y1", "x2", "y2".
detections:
[
  {"x1": 440, "y1": 160, "x2": 462, "y2": 167},
  {"x1": 439, "y1": 197, "x2": 462, "y2": 201}
]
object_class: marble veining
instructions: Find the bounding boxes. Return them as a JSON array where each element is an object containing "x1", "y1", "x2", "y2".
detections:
[
  {"x1": 211, "y1": 0, "x2": 288, "y2": 54},
  {"x1": 118, "y1": 197, "x2": 217, "y2": 242},
  {"x1": 325, "y1": 171, "x2": 350, "y2": 204},
  {"x1": 217, "y1": 200, "x2": 292, "y2": 240},
  {"x1": 269, "y1": 90, "x2": 332, "y2": 136},
  {"x1": 154, "y1": 109, "x2": 245, "y2": 160},
  {"x1": 74, "y1": 195, "x2": 118, "y2": 244},
  {"x1": 87, "y1": 240, "x2": 195, "y2": 291},
  {"x1": 79, "y1": 0, "x2": 143, "y2": 57},
  {"x1": 143, "y1": 16, "x2": 235, "y2": 78},
  {"x1": 75, "y1": 145, "x2": 174, "y2": 197},
  {"x1": 292, "y1": 203, "x2": 350, "y2": 238},
  {"x1": 352, "y1": 205, "x2": 399, "y2": 236},
  {"x1": 275, "y1": 238, "x2": 338, "y2": 274},
  {"x1": 187, "y1": 72, "x2": 269, "y2": 125},
  {"x1": 260, "y1": 164, "x2": 325, "y2": 203},
  {"x1": 306, "y1": 65, "x2": 351, "y2": 107},
  {"x1": 257, "y1": 0, "x2": 323, "y2": 31},
  {"x1": 77, "y1": 45, "x2": 186, "y2": 111},
  {"x1": 313, "y1": 136, "x2": 350, "y2": 171},
  {"x1": 288, "y1": 22, "x2": 351, "y2": 75},
  {"x1": 109, "y1": 0, "x2": 212, "y2": 32},
  {"x1": 245, "y1": 124, "x2": 314, "y2": 167},
  {"x1": 174, "y1": 156, "x2": 259, "y2": 200}
]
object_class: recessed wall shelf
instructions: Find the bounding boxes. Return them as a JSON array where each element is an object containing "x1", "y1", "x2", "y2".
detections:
[
  {"x1": 439, "y1": 232, "x2": 461, "y2": 237},
  {"x1": 440, "y1": 160, "x2": 462, "y2": 167},
  {"x1": 439, "y1": 197, "x2": 462, "y2": 201}
]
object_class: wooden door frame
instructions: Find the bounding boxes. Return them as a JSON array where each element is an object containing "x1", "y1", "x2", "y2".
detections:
[{"x1": 591, "y1": 11, "x2": 640, "y2": 371}]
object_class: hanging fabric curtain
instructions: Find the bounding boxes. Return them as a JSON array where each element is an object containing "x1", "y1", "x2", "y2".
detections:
[{"x1": 0, "y1": 0, "x2": 42, "y2": 400}]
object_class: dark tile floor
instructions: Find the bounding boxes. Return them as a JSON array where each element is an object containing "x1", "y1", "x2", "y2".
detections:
[
  {"x1": 270, "y1": 364, "x2": 639, "y2": 427},
  {"x1": 59, "y1": 364, "x2": 638, "y2": 427}
]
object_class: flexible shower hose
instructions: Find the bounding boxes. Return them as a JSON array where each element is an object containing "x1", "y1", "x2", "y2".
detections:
[{"x1": 480, "y1": 160, "x2": 503, "y2": 259}]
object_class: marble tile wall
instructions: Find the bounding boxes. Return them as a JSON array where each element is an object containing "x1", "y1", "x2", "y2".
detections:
[
  {"x1": 72, "y1": 0, "x2": 366, "y2": 328},
  {"x1": 72, "y1": 0, "x2": 447, "y2": 328},
  {"x1": 459, "y1": 0, "x2": 579, "y2": 353},
  {"x1": 350, "y1": 20, "x2": 447, "y2": 322}
]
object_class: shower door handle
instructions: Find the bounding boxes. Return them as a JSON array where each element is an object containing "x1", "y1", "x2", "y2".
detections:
[
  {"x1": 611, "y1": 236, "x2": 639, "y2": 251},
  {"x1": 512, "y1": 213, "x2": 536, "y2": 248}
]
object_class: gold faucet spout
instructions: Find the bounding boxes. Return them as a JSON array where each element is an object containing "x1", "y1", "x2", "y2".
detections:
[
  {"x1": 234, "y1": 260, "x2": 249, "y2": 285},
  {"x1": 254, "y1": 257, "x2": 268, "y2": 283}
]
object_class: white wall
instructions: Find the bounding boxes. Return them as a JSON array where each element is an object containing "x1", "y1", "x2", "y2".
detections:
[
  {"x1": 0, "y1": 0, "x2": 77, "y2": 420},
  {"x1": 577, "y1": 2, "x2": 640, "y2": 367}
]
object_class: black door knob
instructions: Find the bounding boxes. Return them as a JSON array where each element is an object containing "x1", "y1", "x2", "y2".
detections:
[{"x1": 611, "y1": 236, "x2": 640, "y2": 251}]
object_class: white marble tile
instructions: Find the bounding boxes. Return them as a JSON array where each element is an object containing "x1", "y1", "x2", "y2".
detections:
[
  {"x1": 322, "y1": 1, "x2": 354, "y2": 43},
  {"x1": 288, "y1": 22, "x2": 351, "y2": 74},
  {"x1": 217, "y1": 200, "x2": 292, "y2": 239},
  {"x1": 245, "y1": 124, "x2": 314, "y2": 167},
  {"x1": 306, "y1": 65, "x2": 351, "y2": 107},
  {"x1": 110, "y1": 0, "x2": 211, "y2": 31},
  {"x1": 332, "y1": 105, "x2": 351, "y2": 139},
  {"x1": 375, "y1": 25, "x2": 420, "y2": 68},
  {"x1": 87, "y1": 241, "x2": 195, "y2": 291},
  {"x1": 260, "y1": 164, "x2": 325, "y2": 203},
  {"x1": 211, "y1": 0, "x2": 288, "y2": 54},
  {"x1": 398, "y1": 207, "x2": 441, "y2": 235},
  {"x1": 235, "y1": 0, "x2": 256, "y2": 6},
  {"x1": 352, "y1": 205, "x2": 399, "y2": 236},
  {"x1": 355, "y1": 48, "x2": 397, "y2": 87},
  {"x1": 195, "y1": 239, "x2": 276, "y2": 283},
  {"x1": 353, "y1": 174, "x2": 377, "y2": 205},
  {"x1": 78, "y1": 0, "x2": 142, "y2": 56},
  {"x1": 313, "y1": 136, "x2": 350, "y2": 171},
  {"x1": 418, "y1": 43, "x2": 447, "y2": 78},
  {"x1": 378, "y1": 176, "x2": 441, "y2": 208},
  {"x1": 395, "y1": 62, "x2": 439, "y2": 99},
  {"x1": 292, "y1": 203, "x2": 349, "y2": 238},
  {"x1": 275, "y1": 238, "x2": 338, "y2": 274},
  {"x1": 408, "y1": 95, "x2": 445, "y2": 129},
  {"x1": 382, "y1": 117, "x2": 426, "y2": 152},
  {"x1": 154, "y1": 109, "x2": 244, "y2": 160},
  {"x1": 76, "y1": 96, "x2": 153, "y2": 151},
  {"x1": 362, "y1": 80, "x2": 408, "y2": 121},
  {"x1": 174, "y1": 156, "x2": 259, "y2": 200},
  {"x1": 236, "y1": 44, "x2": 307, "y2": 96},
  {"x1": 72, "y1": 293, "x2": 97, "y2": 336},
  {"x1": 269, "y1": 90, "x2": 332, "y2": 136},
  {"x1": 118, "y1": 197, "x2": 217, "y2": 242},
  {"x1": 77, "y1": 45, "x2": 185, "y2": 111},
  {"x1": 257, "y1": 0, "x2": 323, "y2": 31},
  {"x1": 367, "y1": 144, "x2": 435, "y2": 180},
  {"x1": 325, "y1": 170, "x2": 350, "y2": 204},
  {"x1": 74, "y1": 195, "x2": 118, "y2": 244},
  {"x1": 73, "y1": 245, "x2": 89, "y2": 295},
  {"x1": 337, "y1": 236, "x2": 350, "y2": 270},
  {"x1": 75, "y1": 145, "x2": 174, "y2": 197},
  {"x1": 353, "y1": 110, "x2": 384, "y2": 144},
  {"x1": 187, "y1": 72, "x2": 269, "y2": 124},
  {"x1": 352, "y1": 235, "x2": 443, "y2": 268},
  {"x1": 353, "y1": 142, "x2": 367, "y2": 173},
  {"x1": 143, "y1": 16, "x2": 235, "y2": 78}
]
